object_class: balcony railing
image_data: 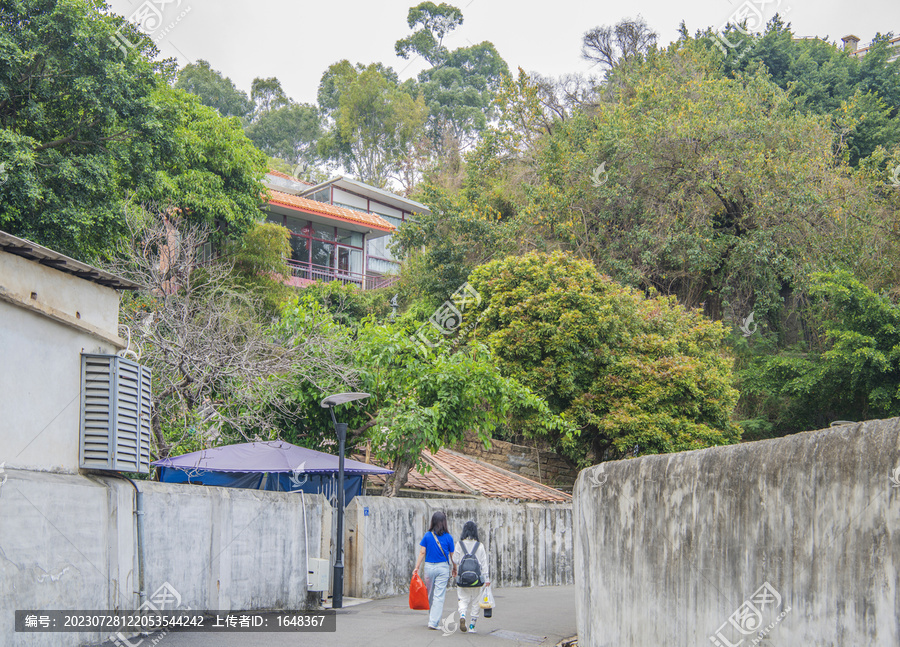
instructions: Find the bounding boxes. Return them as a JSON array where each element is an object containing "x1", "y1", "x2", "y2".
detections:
[{"x1": 286, "y1": 260, "x2": 399, "y2": 291}]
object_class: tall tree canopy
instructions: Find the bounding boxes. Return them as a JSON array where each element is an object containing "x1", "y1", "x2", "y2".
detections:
[
  {"x1": 394, "y1": 1, "x2": 463, "y2": 66},
  {"x1": 519, "y1": 44, "x2": 895, "y2": 327},
  {"x1": 317, "y1": 61, "x2": 427, "y2": 187},
  {"x1": 396, "y1": 3, "x2": 509, "y2": 155},
  {"x1": 699, "y1": 17, "x2": 900, "y2": 165},
  {"x1": 175, "y1": 60, "x2": 253, "y2": 119},
  {"x1": 0, "y1": 0, "x2": 267, "y2": 258},
  {"x1": 244, "y1": 102, "x2": 321, "y2": 167}
]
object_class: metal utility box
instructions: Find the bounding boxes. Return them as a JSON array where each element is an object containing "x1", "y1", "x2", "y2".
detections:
[
  {"x1": 307, "y1": 558, "x2": 330, "y2": 592},
  {"x1": 79, "y1": 354, "x2": 152, "y2": 474}
]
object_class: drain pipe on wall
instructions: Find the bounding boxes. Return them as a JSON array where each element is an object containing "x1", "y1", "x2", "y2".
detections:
[{"x1": 107, "y1": 473, "x2": 147, "y2": 612}]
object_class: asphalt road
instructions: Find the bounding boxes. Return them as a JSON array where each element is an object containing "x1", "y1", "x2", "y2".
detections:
[{"x1": 94, "y1": 585, "x2": 576, "y2": 647}]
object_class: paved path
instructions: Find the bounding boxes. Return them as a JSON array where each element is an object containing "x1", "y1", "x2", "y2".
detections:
[{"x1": 98, "y1": 585, "x2": 575, "y2": 647}]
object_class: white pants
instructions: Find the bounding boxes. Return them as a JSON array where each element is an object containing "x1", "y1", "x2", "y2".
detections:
[{"x1": 457, "y1": 586, "x2": 481, "y2": 622}]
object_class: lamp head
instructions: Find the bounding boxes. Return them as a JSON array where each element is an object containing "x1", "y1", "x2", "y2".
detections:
[{"x1": 320, "y1": 392, "x2": 371, "y2": 408}]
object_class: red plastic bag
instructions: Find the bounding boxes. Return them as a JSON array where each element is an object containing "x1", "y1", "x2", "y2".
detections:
[{"x1": 409, "y1": 572, "x2": 430, "y2": 610}]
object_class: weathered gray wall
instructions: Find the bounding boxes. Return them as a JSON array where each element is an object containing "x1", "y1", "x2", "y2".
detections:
[
  {"x1": 573, "y1": 419, "x2": 900, "y2": 647},
  {"x1": 0, "y1": 469, "x2": 328, "y2": 647},
  {"x1": 343, "y1": 496, "x2": 573, "y2": 599}
]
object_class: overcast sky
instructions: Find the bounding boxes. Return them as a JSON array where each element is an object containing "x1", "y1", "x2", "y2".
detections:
[{"x1": 105, "y1": 0, "x2": 898, "y2": 105}]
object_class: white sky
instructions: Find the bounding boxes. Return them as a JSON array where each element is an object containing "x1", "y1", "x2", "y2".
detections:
[{"x1": 106, "y1": 0, "x2": 899, "y2": 105}]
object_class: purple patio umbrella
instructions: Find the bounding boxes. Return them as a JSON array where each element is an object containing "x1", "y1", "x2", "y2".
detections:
[{"x1": 151, "y1": 440, "x2": 393, "y2": 475}]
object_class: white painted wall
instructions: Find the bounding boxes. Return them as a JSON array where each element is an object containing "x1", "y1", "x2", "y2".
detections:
[
  {"x1": 331, "y1": 188, "x2": 368, "y2": 211},
  {"x1": 0, "y1": 469, "x2": 328, "y2": 647},
  {"x1": 0, "y1": 250, "x2": 124, "y2": 473}
]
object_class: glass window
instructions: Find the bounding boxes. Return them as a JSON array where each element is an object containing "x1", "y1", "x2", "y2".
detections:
[
  {"x1": 373, "y1": 212, "x2": 403, "y2": 229},
  {"x1": 350, "y1": 249, "x2": 363, "y2": 275},
  {"x1": 312, "y1": 223, "x2": 335, "y2": 241},
  {"x1": 265, "y1": 214, "x2": 285, "y2": 227},
  {"x1": 311, "y1": 188, "x2": 330, "y2": 203},
  {"x1": 334, "y1": 201, "x2": 368, "y2": 213},
  {"x1": 311, "y1": 239, "x2": 334, "y2": 268},
  {"x1": 336, "y1": 228, "x2": 363, "y2": 248},
  {"x1": 289, "y1": 235, "x2": 309, "y2": 264},
  {"x1": 285, "y1": 217, "x2": 310, "y2": 236},
  {"x1": 368, "y1": 256, "x2": 400, "y2": 275},
  {"x1": 367, "y1": 235, "x2": 396, "y2": 262},
  {"x1": 336, "y1": 247, "x2": 363, "y2": 275}
]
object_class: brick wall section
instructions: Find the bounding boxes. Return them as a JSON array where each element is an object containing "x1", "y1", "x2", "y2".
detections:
[{"x1": 457, "y1": 433, "x2": 579, "y2": 490}]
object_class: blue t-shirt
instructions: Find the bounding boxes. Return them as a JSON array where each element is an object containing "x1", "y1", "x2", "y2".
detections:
[{"x1": 420, "y1": 532, "x2": 455, "y2": 564}]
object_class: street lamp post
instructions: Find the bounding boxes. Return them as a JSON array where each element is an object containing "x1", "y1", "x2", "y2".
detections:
[{"x1": 320, "y1": 392, "x2": 370, "y2": 609}]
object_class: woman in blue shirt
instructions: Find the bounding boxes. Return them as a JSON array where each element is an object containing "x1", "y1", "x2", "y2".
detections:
[{"x1": 413, "y1": 511, "x2": 456, "y2": 629}]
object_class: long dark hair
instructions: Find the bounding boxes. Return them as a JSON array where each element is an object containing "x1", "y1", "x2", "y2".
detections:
[
  {"x1": 460, "y1": 520, "x2": 479, "y2": 542},
  {"x1": 428, "y1": 511, "x2": 449, "y2": 536}
]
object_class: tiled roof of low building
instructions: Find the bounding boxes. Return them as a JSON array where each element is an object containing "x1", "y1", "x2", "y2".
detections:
[
  {"x1": 365, "y1": 448, "x2": 571, "y2": 503},
  {"x1": 265, "y1": 189, "x2": 395, "y2": 232}
]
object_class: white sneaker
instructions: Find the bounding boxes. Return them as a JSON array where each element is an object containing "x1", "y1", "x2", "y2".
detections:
[{"x1": 468, "y1": 622, "x2": 476, "y2": 634}]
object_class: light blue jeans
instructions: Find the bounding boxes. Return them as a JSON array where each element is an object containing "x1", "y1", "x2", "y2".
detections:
[{"x1": 423, "y1": 561, "x2": 451, "y2": 628}]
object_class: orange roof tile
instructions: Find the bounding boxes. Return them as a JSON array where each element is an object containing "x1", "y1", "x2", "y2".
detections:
[
  {"x1": 430, "y1": 449, "x2": 571, "y2": 502},
  {"x1": 363, "y1": 449, "x2": 571, "y2": 503},
  {"x1": 265, "y1": 189, "x2": 395, "y2": 232}
]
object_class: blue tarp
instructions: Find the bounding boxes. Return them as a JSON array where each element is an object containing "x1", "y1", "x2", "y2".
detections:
[
  {"x1": 156, "y1": 466, "x2": 364, "y2": 503},
  {"x1": 152, "y1": 441, "x2": 392, "y2": 505}
]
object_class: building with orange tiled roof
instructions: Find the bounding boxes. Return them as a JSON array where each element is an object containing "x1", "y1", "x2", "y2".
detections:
[{"x1": 261, "y1": 171, "x2": 430, "y2": 290}]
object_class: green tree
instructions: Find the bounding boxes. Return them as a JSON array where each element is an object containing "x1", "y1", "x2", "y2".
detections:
[
  {"x1": 0, "y1": 0, "x2": 158, "y2": 257},
  {"x1": 317, "y1": 62, "x2": 427, "y2": 186},
  {"x1": 467, "y1": 252, "x2": 741, "y2": 464},
  {"x1": 175, "y1": 60, "x2": 253, "y2": 119},
  {"x1": 276, "y1": 298, "x2": 568, "y2": 494},
  {"x1": 244, "y1": 102, "x2": 321, "y2": 166},
  {"x1": 131, "y1": 86, "x2": 268, "y2": 237},
  {"x1": 0, "y1": 0, "x2": 267, "y2": 259},
  {"x1": 250, "y1": 76, "x2": 289, "y2": 119},
  {"x1": 709, "y1": 18, "x2": 900, "y2": 164},
  {"x1": 393, "y1": 180, "x2": 511, "y2": 306},
  {"x1": 519, "y1": 43, "x2": 895, "y2": 330},
  {"x1": 740, "y1": 271, "x2": 900, "y2": 434},
  {"x1": 352, "y1": 320, "x2": 567, "y2": 494},
  {"x1": 394, "y1": 1, "x2": 463, "y2": 66},
  {"x1": 396, "y1": 4, "x2": 509, "y2": 153}
]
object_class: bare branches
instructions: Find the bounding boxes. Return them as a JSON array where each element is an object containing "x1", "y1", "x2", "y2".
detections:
[
  {"x1": 582, "y1": 17, "x2": 658, "y2": 70},
  {"x1": 105, "y1": 208, "x2": 357, "y2": 458}
]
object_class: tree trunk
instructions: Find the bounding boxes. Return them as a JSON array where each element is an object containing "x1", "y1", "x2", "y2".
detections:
[
  {"x1": 151, "y1": 409, "x2": 172, "y2": 460},
  {"x1": 382, "y1": 458, "x2": 413, "y2": 497}
]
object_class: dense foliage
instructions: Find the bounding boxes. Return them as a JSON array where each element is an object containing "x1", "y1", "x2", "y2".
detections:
[
  {"x1": 467, "y1": 252, "x2": 741, "y2": 464},
  {"x1": 11, "y1": 1, "x2": 900, "y2": 467},
  {"x1": 0, "y1": 0, "x2": 267, "y2": 259}
]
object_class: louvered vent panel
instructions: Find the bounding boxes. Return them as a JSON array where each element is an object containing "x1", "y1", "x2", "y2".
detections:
[{"x1": 79, "y1": 354, "x2": 152, "y2": 473}]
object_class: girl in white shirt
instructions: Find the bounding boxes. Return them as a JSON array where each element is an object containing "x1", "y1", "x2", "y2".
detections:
[{"x1": 453, "y1": 520, "x2": 490, "y2": 633}]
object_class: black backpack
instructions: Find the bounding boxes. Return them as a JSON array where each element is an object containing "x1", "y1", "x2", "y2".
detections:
[{"x1": 456, "y1": 541, "x2": 483, "y2": 587}]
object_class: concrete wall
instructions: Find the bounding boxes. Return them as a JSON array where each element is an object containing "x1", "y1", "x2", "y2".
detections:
[
  {"x1": 0, "y1": 468, "x2": 329, "y2": 647},
  {"x1": 343, "y1": 496, "x2": 573, "y2": 599},
  {"x1": 0, "y1": 250, "x2": 124, "y2": 474},
  {"x1": 573, "y1": 418, "x2": 900, "y2": 647}
]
